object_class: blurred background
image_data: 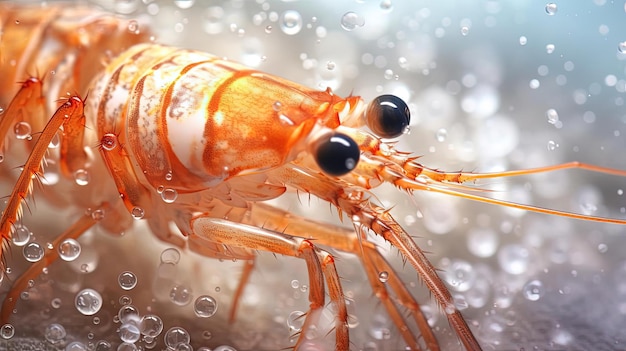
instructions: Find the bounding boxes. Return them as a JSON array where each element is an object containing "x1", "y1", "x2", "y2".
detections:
[{"x1": 3, "y1": 0, "x2": 626, "y2": 350}]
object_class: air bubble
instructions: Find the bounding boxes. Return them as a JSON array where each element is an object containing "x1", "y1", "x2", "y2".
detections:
[
  {"x1": 287, "y1": 311, "x2": 305, "y2": 332},
  {"x1": 444, "y1": 260, "x2": 476, "y2": 292},
  {"x1": 0, "y1": 324, "x2": 14, "y2": 339},
  {"x1": 23, "y1": 242, "x2": 44, "y2": 262},
  {"x1": 498, "y1": 244, "x2": 530, "y2": 275},
  {"x1": 519, "y1": 36, "x2": 527, "y2": 45},
  {"x1": 467, "y1": 228, "x2": 498, "y2": 258},
  {"x1": 45, "y1": 323, "x2": 66, "y2": 344},
  {"x1": 75, "y1": 288, "x2": 102, "y2": 316},
  {"x1": 74, "y1": 169, "x2": 90, "y2": 186},
  {"x1": 113, "y1": 0, "x2": 139, "y2": 14},
  {"x1": 14, "y1": 121, "x2": 31, "y2": 140},
  {"x1": 174, "y1": 0, "x2": 195, "y2": 9},
  {"x1": 380, "y1": 0, "x2": 393, "y2": 12},
  {"x1": 51, "y1": 298, "x2": 62, "y2": 308},
  {"x1": 161, "y1": 248, "x2": 181, "y2": 264},
  {"x1": 547, "y1": 140, "x2": 558, "y2": 150},
  {"x1": 340, "y1": 12, "x2": 364, "y2": 31},
  {"x1": 546, "y1": 109, "x2": 559, "y2": 124},
  {"x1": 164, "y1": 327, "x2": 190, "y2": 349},
  {"x1": 58, "y1": 238, "x2": 81, "y2": 261},
  {"x1": 460, "y1": 26, "x2": 470, "y2": 36},
  {"x1": 131, "y1": 207, "x2": 144, "y2": 219},
  {"x1": 619, "y1": 41, "x2": 626, "y2": 54},
  {"x1": 523, "y1": 280, "x2": 545, "y2": 301},
  {"x1": 161, "y1": 188, "x2": 178, "y2": 203},
  {"x1": 378, "y1": 271, "x2": 389, "y2": 283},
  {"x1": 91, "y1": 209, "x2": 105, "y2": 221},
  {"x1": 279, "y1": 10, "x2": 302, "y2": 35},
  {"x1": 326, "y1": 61, "x2": 336, "y2": 70},
  {"x1": 546, "y1": 44, "x2": 555, "y2": 54},
  {"x1": 213, "y1": 346, "x2": 237, "y2": 351},
  {"x1": 194, "y1": 295, "x2": 218, "y2": 318},
  {"x1": 119, "y1": 323, "x2": 141, "y2": 343},
  {"x1": 118, "y1": 305, "x2": 140, "y2": 324},
  {"x1": 117, "y1": 343, "x2": 138, "y2": 351},
  {"x1": 66, "y1": 341, "x2": 87, "y2": 351},
  {"x1": 119, "y1": 271, "x2": 138, "y2": 290},
  {"x1": 435, "y1": 128, "x2": 448, "y2": 142},
  {"x1": 12, "y1": 224, "x2": 30, "y2": 246},
  {"x1": 545, "y1": 3, "x2": 558, "y2": 15},
  {"x1": 100, "y1": 134, "x2": 117, "y2": 151},
  {"x1": 170, "y1": 285, "x2": 193, "y2": 306},
  {"x1": 140, "y1": 315, "x2": 164, "y2": 337}
]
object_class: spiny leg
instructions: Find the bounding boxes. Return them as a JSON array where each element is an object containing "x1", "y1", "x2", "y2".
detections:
[
  {"x1": 268, "y1": 166, "x2": 481, "y2": 351},
  {"x1": 189, "y1": 217, "x2": 348, "y2": 350},
  {"x1": 0, "y1": 77, "x2": 44, "y2": 155},
  {"x1": 1, "y1": 205, "x2": 104, "y2": 322},
  {"x1": 249, "y1": 202, "x2": 438, "y2": 351},
  {"x1": 0, "y1": 96, "x2": 85, "y2": 252}
]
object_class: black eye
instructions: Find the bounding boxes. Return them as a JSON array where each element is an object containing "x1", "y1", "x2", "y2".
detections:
[
  {"x1": 314, "y1": 133, "x2": 360, "y2": 176},
  {"x1": 365, "y1": 94, "x2": 410, "y2": 138}
]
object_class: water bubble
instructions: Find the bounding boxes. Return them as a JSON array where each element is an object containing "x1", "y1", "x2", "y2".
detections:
[
  {"x1": 170, "y1": 285, "x2": 193, "y2": 306},
  {"x1": 140, "y1": 315, "x2": 164, "y2": 337},
  {"x1": 380, "y1": 0, "x2": 393, "y2": 12},
  {"x1": 546, "y1": 44, "x2": 555, "y2": 54},
  {"x1": 519, "y1": 36, "x2": 527, "y2": 45},
  {"x1": 100, "y1": 134, "x2": 117, "y2": 151},
  {"x1": 45, "y1": 323, "x2": 66, "y2": 344},
  {"x1": 174, "y1": 0, "x2": 195, "y2": 9},
  {"x1": 12, "y1": 224, "x2": 31, "y2": 246},
  {"x1": 279, "y1": 10, "x2": 302, "y2": 35},
  {"x1": 161, "y1": 188, "x2": 178, "y2": 203},
  {"x1": 287, "y1": 311, "x2": 305, "y2": 332},
  {"x1": 326, "y1": 61, "x2": 336, "y2": 70},
  {"x1": 51, "y1": 298, "x2": 62, "y2": 309},
  {"x1": 290, "y1": 279, "x2": 300, "y2": 289},
  {"x1": 117, "y1": 343, "x2": 138, "y2": 351},
  {"x1": 194, "y1": 295, "x2": 218, "y2": 318},
  {"x1": 119, "y1": 323, "x2": 141, "y2": 343},
  {"x1": 523, "y1": 280, "x2": 545, "y2": 301},
  {"x1": 460, "y1": 26, "x2": 470, "y2": 36},
  {"x1": 131, "y1": 207, "x2": 144, "y2": 219},
  {"x1": 213, "y1": 346, "x2": 238, "y2": 351},
  {"x1": 161, "y1": 248, "x2": 181, "y2": 264},
  {"x1": 23, "y1": 242, "x2": 44, "y2": 262},
  {"x1": 119, "y1": 295, "x2": 132, "y2": 305},
  {"x1": 14, "y1": 121, "x2": 31, "y2": 140},
  {"x1": 444, "y1": 260, "x2": 476, "y2": 292},
  {"x1": 435, "y1": 128, "x2": 448, "y2": 142},
  {"x1": 545, "y1": 3, "x2": 558, "y2": 15},
  {"x1": 619, "y1": 41, "x2": 626, "y2": 54},
  {"x1": 164, "y1": 327, "x2": 190, "y2": 349},
  {"x1": 74, "y1": 169, "x2": 90, "y2": 186},
  {"x1": 340, "y1": 12, "x2": 364, "y2": 31},
  {"x1": 58, "y1": 238, "x2": 81, "y2": 261},
  {"x1": 378, "y1": 271, "x2": 389, "y2": 283},
  {"x1": 118, "y1": 271, "x2": 138, "y2": 290},
  {"x1": 91, "y1": 208, "x2": 105, "y2": 221},
  {"x1": 547, "y1": 140, "x2": 558, "y2": 151},
  {"x1": 467, "y1": 227, "x2": 498, "y2": 258},
  {"x1": 498, "y1": 244, "x2": 530, "y2": 275},
  {"x1": 113, "y1": 0, "x2": 139, "y2": 15},
  {"x1": 546, "y1": 109, "x2": 559, "y2": 124},
  {"x1": 75, "y1": 288, "x2": 102, "y2": 316},
  {"x1": 0, "y1": 324, "x2": 14, "y2": 339},
  {"x1": 118, "y1": 305, "x2": 140, "y2": 324}
]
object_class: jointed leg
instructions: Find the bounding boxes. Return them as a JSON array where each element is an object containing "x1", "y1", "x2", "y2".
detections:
[{"x1": 189, "y1": 216, "x2": 348, "y2": 350}]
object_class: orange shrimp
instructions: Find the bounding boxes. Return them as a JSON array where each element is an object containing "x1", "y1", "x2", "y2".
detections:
[{"x1": 1, "y1": 2, "x2": 626, "y2": 351}]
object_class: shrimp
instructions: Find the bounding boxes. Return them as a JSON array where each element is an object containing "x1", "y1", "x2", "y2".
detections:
[{"x1": 1, "y1": 1, "x2": 625, "y2": 350}]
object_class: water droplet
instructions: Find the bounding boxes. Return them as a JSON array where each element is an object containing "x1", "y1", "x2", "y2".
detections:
[
  {"x1": 444, "y1": 260, "x2": 476, "y2": 292},
  {"x1": 161, "y1": 248, "x2": 181, "y2": 264},
  {"x1": 131, "y1": 207, "x2": 144, "y2": 220},
  {"x1": 194, "y1": 295, "x2": 218, "y2": 318},
  {"x1": 127, "y1": 20, "x2": 139, "y2": 33},
  {"x1": 290, "y1": 279, "x2": 300, "y2": 289},
  {"x1": 140, "y1": 314, "x2": 164, "y2": 337},
  {"x1": 618, "y1": 41, "x2": 626, "y2": 54},
  {"x1": 460, "y1": 26, "x2": 470, "y2": 36},
  {"x1": 44, "y1": 323, "x2": 66, "y2": 344},
  {"x1": 161, "y1": 188, "x2": 178, "y2": 203},
  {"x1": 23, "y1": 242, "x2": 44, "y2": 262},
  {"x1": 165, "y1": 171, "x2": 173, "y2": 181},
  {"x1": 498, "y1": 244, "x2": 530, "y2": 275},
  {"x1": 598, "y1": 243, "x2": 608, "y2": 253},
  {"x1": 546, "y1": 43, "x2": 555, "y2": 54},
  {"x1": 164, "y1": 327, "x2": 190, "y2": 349},
  {"x1": 545, "y1": 3, "x2": 558, "y2": 15},
  {"x1": 170, "y1": 285, "x2": 193, "y2": 306},
  {"x1": 378, "y1": 271, "x2": 389, "y2": 283},
  {"x1": 546, "y1": 109, "x2": 559, "y2": 124},
  {"x1": 0, "y1": 324, "x2": 14, "y2": 339},
  {"x1": 380, "y1": 0, "x2": 393, "y2": 12},
  {"x1": 435, "y1": 128, "x2": 448, "y2": 142},
  {"x1": 279, "y1": 10, "x2": 302, "y2": 35},
  {"x1": 340, "y1": 12, "x2": 365, "y2": 31},
  {"x1": 264, "y1": 25, "x2": 272, "y2": 34},
  {"x1": 119, "y1": 322, "x2": 141, "y2": 343},
  {"x1": 91, "y1": 209, "x2": 105, "y2": 221},
  {"x1": 74, "y1": 169, "x2": 90, "y2": 186},
  {"x1": 547, "y1": 140, "x2": 558, "y2": 150},
  {"x1": 287, "y1": 311, "x2": 305, "y2": 332},
  {"x1": 519, "y1": 36, "x2": 527, "y2": 45},
  {"x1": 12, "y1": 224, "x2": 30, "y2": 246},
  {"x1": 118, "y1": 271, "x2": 138, "y2": 290},
  {"x1": 326, "y1": 61, "x2": 336, "y2": 70},
  {"x1": 119, "y1": 295, "x2": 132, "y2": 305},
  {"x1": 13, "y1": 121, "x2": 31, "y2": 140},
  {"x1": 75, "y1": 288, "x2": 102, "y2": 315},
  {"x1": 174, "y1": 0, "x2": 195, "y2": 9},
  {"x1": 100, "y1": 133, "x2": 117, "y2": 151},
  {"x1": 58, "y1": 238, "x2": 81, "y2": 261},
  {"x1": 523, "y1": 280, "x2": 545, "y2": 301}
]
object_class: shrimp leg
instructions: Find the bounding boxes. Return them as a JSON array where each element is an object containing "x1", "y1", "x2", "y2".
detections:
[
  {"x1": 189, "y1": 216, "x2": 348, "y2": 351},
  {"x1": 0, "y1": 77, "x2": 44, "y2": 154}
]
